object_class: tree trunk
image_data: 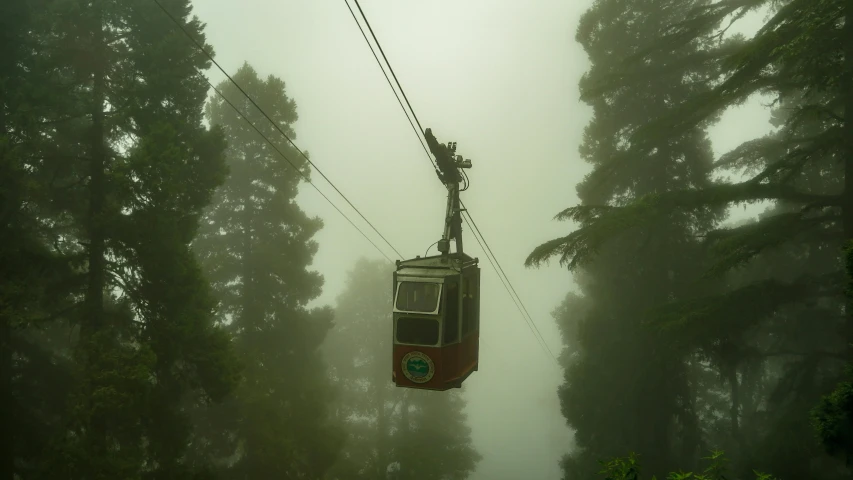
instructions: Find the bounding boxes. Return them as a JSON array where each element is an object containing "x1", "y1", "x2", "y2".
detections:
[
  {"x1": 398, "y1": 393, "x2": 410, "y2": 480},
  {"x1": 84, "y1": 4, "x2": 107, "y2": 337},
  {"x1": 678, "y1": 360, "x2": 701, "y2": 472},
  {"x1": 844, "y1": 0, "x2": 853, "y2": 362},
  {"x1": 646, "y1": 357, "x2": 674, "y2": 477},
  {"x1": 374, "y1": 383, "x2": 388, "y2": 479},
  {"x1": 0, "y1": 311, "x2": 12, "y2": 480},
  {"x1": 0, "y1": 100, "x2": 14, "y2": 480},
  {"x1": 727, "y1": 366, "x2": 740, "y2": 441},
  {"x1": 240, "y1": 190, "x2": 258, "y2": 335},
  {"x1": 83, "y1": 1, "x2": 108, "y2": 459}
]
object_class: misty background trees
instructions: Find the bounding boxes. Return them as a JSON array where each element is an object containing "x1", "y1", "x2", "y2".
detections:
[
  {"x1": 191, "y1": 63, "x2": 345, "y2": 479},
  {"x1": 3, "y1": 0, "x2": 853, "y2": 479}
]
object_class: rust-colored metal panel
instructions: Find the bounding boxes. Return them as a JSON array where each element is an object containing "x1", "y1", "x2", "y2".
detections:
[
  {"x1": 448, "y1": 333, "x2": 479, "y2": 383},
  {"x1": 442, "y1": 341, "x2": 460, "y2": 380},
  {"x1": 390, "y1": 335, "x2": 480, "y2": 391}
]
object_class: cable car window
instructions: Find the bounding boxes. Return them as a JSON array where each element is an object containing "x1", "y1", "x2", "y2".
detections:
[
  {"x1": 472, "y1": 276, "x2": 479, "y2": 331},
  {"x1": 467, "y1": 272, "x2": 479, "y2": 333},
  {"x1": 462, "y1": 277, "x2": 472, "y2": 336},
  {"x1": 396, "y1": 316, "x2": 439, "y2": 346},
  {"x1": 396, "y1": 282, "x2": 441, "y2": 313},
  {"x1": 444, "y1": 281, "x2": 460, "y2": 344}
]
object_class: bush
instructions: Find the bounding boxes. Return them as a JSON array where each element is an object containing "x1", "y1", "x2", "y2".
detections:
[{"x1": 598, "y1": 451, "x2": 777, "y2": 480}]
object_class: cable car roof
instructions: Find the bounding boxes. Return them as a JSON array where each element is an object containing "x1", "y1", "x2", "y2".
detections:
[{"x1": 396, "y1": 253, "x2": 478, "y2": 277}]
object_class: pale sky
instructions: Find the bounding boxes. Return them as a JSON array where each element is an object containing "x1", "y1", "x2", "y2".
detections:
[{"x1": 187, "y1": 2, "x2": 773, "y2": 478}]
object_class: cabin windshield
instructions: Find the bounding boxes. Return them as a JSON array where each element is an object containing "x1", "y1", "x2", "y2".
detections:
[{"x1": 395, "y1": 281, "x2": 441, "y2": 313}]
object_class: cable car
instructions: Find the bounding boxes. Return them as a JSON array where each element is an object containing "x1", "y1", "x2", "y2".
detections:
[
  {"x1": 392, "y1": 253, "x2": 480, "y2": 390},
  {"x1": 392, "y1": 129, "x2": 480, "y2": 391}
]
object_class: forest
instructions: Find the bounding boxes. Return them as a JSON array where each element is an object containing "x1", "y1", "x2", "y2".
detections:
[
  {"x1": 1, "y1": 0, "x2": 852, "y2": 479},
  {"x1": 526, "y1": 0, "x2": 853, "y2": 478}
]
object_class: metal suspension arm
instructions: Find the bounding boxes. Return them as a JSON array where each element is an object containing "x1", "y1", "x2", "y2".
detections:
[
  {"x1": 441, "y1": 182, "x2": 464, "y2": 255},
  {"x1": 425, "y1": 128, "x2": 471, "y2": 256}
]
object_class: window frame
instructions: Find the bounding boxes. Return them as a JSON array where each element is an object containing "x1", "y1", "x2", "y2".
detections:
[
  {"x1": 394, "y1": 280, "x2": 442, "y2": 315},
  {"x1": 442, "y1": 277, "x2": 461, "y2": 345},
  {"x1": 461, "y1": 267, "x2": 479, "y2": 337}
]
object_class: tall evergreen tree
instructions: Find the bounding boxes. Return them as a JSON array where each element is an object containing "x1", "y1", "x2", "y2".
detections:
[
  {"x1": 527, "y1": 0, "x2": 725, "y2": 477},
  {"x1": 393, "y1": 390, "x2": 479, "y2": 480},
  {"x1": 1, "y1": 1, "x2": 41, "y2": 477},
  {"x1": 324, "y1": 258, "x2": 481, "y2": 480},
  {"x1": 0, "y1": 0, "x2": 240, "y2": 478},
  {"x1": 193, "y1": 62, "x2": 344, "y2": 479},
  {"x1": 323, "y1": 258, "x2": 399, "y2": 479},
  {"x1": 531, "y1": 0, "x2": 851, "y2": 477},
  {"x1": 2, "y1": 1, "x2": 93, "y2": 478}
]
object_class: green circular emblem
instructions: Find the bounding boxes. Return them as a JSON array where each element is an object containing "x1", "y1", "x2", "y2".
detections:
[{"x1": 401, "y1": 351, "x2": 435, "y2": 383}]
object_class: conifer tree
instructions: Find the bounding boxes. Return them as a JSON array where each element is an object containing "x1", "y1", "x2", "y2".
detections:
[
  {"x1": 0, "y1": 1, "x2": 239, "y2": 477},
  {"x1": 531, "y1": 0, "x2": 852, "y2": 477},
  {"x1": 194, "y1": 62, "x2": 344, "y2": 479},
  {"x1": 527, "y1": 0, "x2": 725, "y2": 476}
]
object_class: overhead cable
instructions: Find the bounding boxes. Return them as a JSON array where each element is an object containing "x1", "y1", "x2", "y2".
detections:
[
  {"x1": 462, "y1": 212, "x2": 559, "y2": 365},
  {"x1": 343, "y1": 0, "x2": 436, "y2": 172},
  {"x1": 463, "y1": 205, "x2": 559, "y2": 362},
  {"x1": 203, "y1": 77, "x2": 394, "y2": 263},
  {"x1": 155, "y1": 0, "x2": 404, "y2": 261},
  {"x1": 347, "y1": 0, "x2": 559, "y2": 365}
]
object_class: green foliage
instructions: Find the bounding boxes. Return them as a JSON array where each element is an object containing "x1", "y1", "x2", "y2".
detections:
[
  {"x1": 533, "y1": 0, "x2": 853, "y2": 478},
  {"x1": 811, "y1": 243, "x2": 853, "y2": 465},
  {"x1": 525, "y1": 182, "x2": 838, "y2": 271},
  {"x1": 1, "y1": 0, "x2": 239, "y2": 478},
  {"x1": 598, "y1": 453, "x2": 642, "y2": 480},
  {"x1": 535, "y1": 0, "x2": 728, "y2": 477},
  {"x1": 599, "y1": 451, "x2": 778, "y2": 480},
  {"x1": 811, "y1": 378, "x2": 853, "y2": 462}
]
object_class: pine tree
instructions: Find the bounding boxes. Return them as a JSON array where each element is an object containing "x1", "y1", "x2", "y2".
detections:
[
  {"x1": 0, "y1": 0, "x2": 241, "y2": 477},
  {"x1": 393, "y1": 391, "x2": 480, "y2": 480},
  {"x1": 323, "y1": 258, "x2": 399, "y2": 479},
  {"x1": 193, "y1": 62, "x2": 344, "y2": 478},
  {"x1": 1, "y1": 1, "x2": 38, "y2": 476},
  {"x1": 526, "y1": 0, "x2": 726, "y2": 476},
  {"x1": 1, "y1": 1, "x2": 89, "y2": 478},
  {"x1": 531, "y1": 0, "x2": 851, "y2": 477}
]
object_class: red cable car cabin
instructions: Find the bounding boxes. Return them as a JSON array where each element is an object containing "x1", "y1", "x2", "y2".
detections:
[{"x1": 392, "y1": 253, "x2": 480, "y2": 391}]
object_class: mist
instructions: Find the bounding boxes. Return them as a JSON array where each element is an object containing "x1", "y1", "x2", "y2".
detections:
[{"x1": 2, "y1": 0, "x2": 851, "y2": 479}]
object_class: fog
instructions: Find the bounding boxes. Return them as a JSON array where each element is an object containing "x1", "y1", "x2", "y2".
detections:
[
  {"x1": 8, "y1": 0, "x2": 852, "y2": 477},
  {"x1": 187, "y1": 1, "x2": 776, "y2": 478}
]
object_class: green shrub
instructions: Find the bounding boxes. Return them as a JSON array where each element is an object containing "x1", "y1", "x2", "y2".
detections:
[{"x1": 598, "y1": 451, "x2": 777, "y2": 480}]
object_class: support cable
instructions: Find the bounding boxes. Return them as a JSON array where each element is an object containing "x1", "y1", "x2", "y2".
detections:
[
  {"x1": 155, "y1": 0, "x2": 404, "y2": 261},
  {"x1": 351, "y1": 0, "x2": 431, "y2": 152},
  {"x1": 461, "y1": 212, "x2": 557, "y2": 364},
  {"x1": 343, "y1": 0, "x2": 436, "y2": 172},
  {"x1": 203, "y1": 77, "x2": 394, "y2": 263},
  {"x1": 463, "y1": 205, "x2": 558, "y2": 362},
  {"x1": 347, "y1": 0, "x2": 560, "y2": 365}
]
